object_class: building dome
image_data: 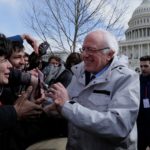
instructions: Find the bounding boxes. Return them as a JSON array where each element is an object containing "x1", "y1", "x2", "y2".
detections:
[
  {"x1": 125, "y1": 0, "x2": 150, "y2": 40},
  {"x1": 119, "y1": 0, "x2": 150, "y2": 70},
  {"x1": 132, "y1": 0, "x2": 150, "y2": 19}
]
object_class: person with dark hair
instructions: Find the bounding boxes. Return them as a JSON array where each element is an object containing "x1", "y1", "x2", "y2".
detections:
[
  {"x1": 65, "y1": 52, "x2": 82, "y2": 72},
  {"x1": 47, "y1": 29, "x2": 140, "y2": 150},
  {"x1": 7, "y1": 34, "x2": 49, "y2": 71},
  {"x1": 43, "y1": 55, "x2": 72, "y2": 88},
  {"x1": 43, "y1": 55, "x2": 61, "y2": 83},
  {"x1": 137, "y1": 55, "x2": 150, "y2": 150},
  {"x1": 0, "y1": 34, "x2": 43, "y2": 131},
  {"x1": 7, "y1": 34, "x2": 39, "y2": 54},
  {"x1": 3, "y1": 34, "x2": 67, "y2": 150},
  {"x1": 24, "y1": 52, "x2": 30, "y2": 71},
  {"x1": 9, "y1": 41, "x2": 25, "y2": 70},
  {"x1": 0, "y1": 34, "x2": 45, "y2": 150},
  {"x1": 48, "y1": 55, "x2": 61, "y2": 66},
  {"x1": 0, "y1": 38, "x2": 40, "y2": 105},
  {"x1": 139, "y1": 55, "x2": 150, "y2": 76}
]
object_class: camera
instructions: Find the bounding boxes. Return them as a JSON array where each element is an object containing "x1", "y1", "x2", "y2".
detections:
[
  {"x1": 39, "y1": 41, "x2": 49, "y2": 56},
  {"x1": 28, "y1": 41, "x2": 49, "y2": 70}
]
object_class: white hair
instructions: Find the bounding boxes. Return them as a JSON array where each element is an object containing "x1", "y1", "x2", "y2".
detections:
[{"x1": 90, "y1": 29, "x2": 119, "y2": 56}]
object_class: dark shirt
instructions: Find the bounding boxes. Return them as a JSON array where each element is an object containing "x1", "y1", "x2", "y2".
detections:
[
  {"x1": 0, "y1": 105, "x2": 17, "y2": 132},
  {"x1": 49, "y1": 69, "x2": 73, "y2": 88},
  {"x1": 137, "y1": 75, "x2": 150, "y2": 126}
]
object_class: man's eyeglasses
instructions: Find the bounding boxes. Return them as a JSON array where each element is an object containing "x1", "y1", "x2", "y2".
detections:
[{"x1": 80, "y1": 47, "x2": 110, "y2": 54}]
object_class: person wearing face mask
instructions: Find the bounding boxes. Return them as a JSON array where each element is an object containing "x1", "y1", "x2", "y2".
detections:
[
  {"x1": 43, "y1": 55, "x2": 62, "y2": 84},
  {"x1": 42, "y1": 55, "x2": 72, "y2": 88},
  {"x1": 42, "y1": 55, "x2": 73, "y2": 138}
]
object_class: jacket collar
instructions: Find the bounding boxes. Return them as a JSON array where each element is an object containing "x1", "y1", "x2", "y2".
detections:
[{"x1": 72, "y1": 56, "x2": 127, "y2": 86}]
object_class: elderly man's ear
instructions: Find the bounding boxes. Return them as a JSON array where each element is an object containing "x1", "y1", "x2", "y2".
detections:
[{"x1": 107, "y1": 50, "x2": 115, "y2": 61}]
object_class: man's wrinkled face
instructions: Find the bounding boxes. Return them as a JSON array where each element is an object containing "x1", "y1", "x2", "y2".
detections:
[
  {"x1": 81, "y1": 33, "x2": 114, "y2": 73},
  {"x1": 140, "y1": 60, "x2": 150, "y2": 76},
  {"x1": 9, "y1": 51, "x2": 25, "y2": 70}
]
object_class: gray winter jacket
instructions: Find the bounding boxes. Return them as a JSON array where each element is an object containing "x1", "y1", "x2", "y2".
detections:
[{"x1": 61, "y1": 57, "x2": 140, "y2": 150}]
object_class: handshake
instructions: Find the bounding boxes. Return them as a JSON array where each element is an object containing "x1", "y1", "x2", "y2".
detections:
[
  {"x1": 16, "y1": 72, "x2": 70, "y2": 119},
  {"x1": 41, "y1": 82, "x2": 70, "y2": 115},
  {"x1": 13, "y1": 83, "x2": 64, "y2": 119},
  {"x1": 14, "y1": 86, "x2": 44, "y2": 120}
]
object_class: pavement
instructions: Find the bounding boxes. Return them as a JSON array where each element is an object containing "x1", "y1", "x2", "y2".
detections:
[
  {"x1": 26, "y1": 138, "x2": 150, "y2": 150},
  {"x1": 26, "y1": 138, "x2": 67, "y2": 150}
]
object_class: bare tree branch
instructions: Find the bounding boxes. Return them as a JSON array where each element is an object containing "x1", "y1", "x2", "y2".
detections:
[{"x1": 24, "y1": 0, "x2": 129, "y2": 53}]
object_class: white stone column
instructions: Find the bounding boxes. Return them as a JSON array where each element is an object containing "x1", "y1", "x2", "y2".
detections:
[
  {"x1": 138, "y1": 44, "x2": 140, "y2": 58},
  {"x1": 148, "y1": 43, "x2": 150, "y2": 55},
  {"x1": 140, "y1": 44, "x2": 142, "y2": 56},
  {"x1": 138, "y1": 29, "x2": 140, "y2": 38},
  {"x1": 120, "y1": 46, "x2": 122, "y2": 54},
  {"x1": 132, "y1": 31, "x2": 133, "y2": 39},
  {"x1": 132, "y1": 45, "x2": 134, "y2": 60},
  {"x1": 146, "y1": 28, "x2": 148, "y2": 37},
  {"x1": 140, "y1": 29, "x2": 142, "y2": 37},
  {"x1": 142, "y1": 29, "x2": 144, "y2": 37},
  {"x1": 144, "y1": 28, "x2": 146, "y2": 37},
  {"x1": 126, "y1": 46, "x2": 128, "y2": 57}
]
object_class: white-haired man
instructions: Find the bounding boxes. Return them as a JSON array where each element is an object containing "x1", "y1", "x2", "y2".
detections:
[{"x1": 48, "y1": 29, "x2": 140, "y2": 150}]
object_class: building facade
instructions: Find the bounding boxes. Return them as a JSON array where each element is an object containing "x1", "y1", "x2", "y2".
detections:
[{"x1": 119, "y1": 0, "x2": 150, "y2": 69}]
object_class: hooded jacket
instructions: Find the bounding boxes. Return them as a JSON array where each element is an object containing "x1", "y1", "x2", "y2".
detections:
[{"x1": 61, "y1": 57, "x2": 140, "y2": 150}]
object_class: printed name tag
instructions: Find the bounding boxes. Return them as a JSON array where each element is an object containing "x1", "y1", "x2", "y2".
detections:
[{"x1": 143, "y1": 98, "x2": 150, "y2": 108}]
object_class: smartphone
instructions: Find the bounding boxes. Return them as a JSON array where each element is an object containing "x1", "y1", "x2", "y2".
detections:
[{"x1": 39, "y1": 41, "x2": 50, "y2": 56}]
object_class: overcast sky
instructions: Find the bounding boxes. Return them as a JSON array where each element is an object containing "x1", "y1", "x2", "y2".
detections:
[
  {"x1": 0, "y1": 0, "x2": 31, "y2": 36},
  {"x1": 0, "y1": 0, "x2": 143, "y2": 37}
]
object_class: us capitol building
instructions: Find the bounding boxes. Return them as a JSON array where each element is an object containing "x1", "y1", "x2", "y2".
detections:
[{"x1": 119, "y1": 0, "x2": 150, "y2": 69}]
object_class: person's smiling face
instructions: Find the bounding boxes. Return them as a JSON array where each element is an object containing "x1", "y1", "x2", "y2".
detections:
[
  {"x1": 9, "y1": 51, "x2": 25, "y2": 70},
  {"x1": 0, "y1": 56, "x2": 12, "y2": 84},
  {"x1": 82, "y1": 31, "x2": 114, "y2": 73}
]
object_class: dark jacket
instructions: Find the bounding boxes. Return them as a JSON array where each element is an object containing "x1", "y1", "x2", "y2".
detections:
[
  {"x1": 0, "y1": 106, "x2": 18, "y2": 150},
  {"x1": 0, "y1": 105, "x2": 17, "y2": 131},
  {"x1": 0, "y1": 68, "x2": 68, "y2": 150},
  {"x1": 137, "y1": 75, "x2": 150, "y2": 127},
  {"x1": 0, "y1": 69, "x2": 32, "y2": 150},
  {"x1": 0, "y1": 69, "x2": 31, "y2": 105},
  {"x1": 49, "y1": 69, "x2": 73, "y2": 88}
]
